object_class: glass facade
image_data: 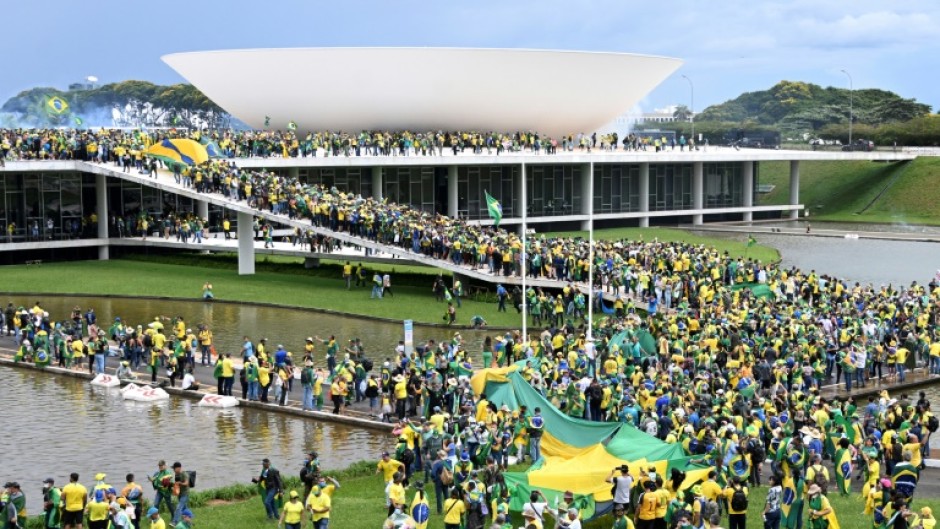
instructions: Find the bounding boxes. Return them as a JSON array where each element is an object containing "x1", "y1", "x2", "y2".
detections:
[
  {"x1": 458, "y1": 165, "x2": 518, "y2": 220},
  {"x1": 297, "y1": 168, "x2": 373, "y2": 198},
  {"x1": 593, "y1": 164, "x2": 641, "y2": 214},
  {"x1": 383, "y1": 167, "x2": 448, "y2": 214},
  {"x1": 108, "y1": 178, "x2": 197, "y2": 219},
  {"x1": 526, "y1": 164, "x2": 583, "y2": 217},
  {"x1": 650, "y1": 163, "x2": 693, "y2": 211},
  {"x1": 0, "y1": 172, "x2": 95, "y2": 240},
  {"x1": 704, "y1": 162, "x2": 744, "y2": 208}
]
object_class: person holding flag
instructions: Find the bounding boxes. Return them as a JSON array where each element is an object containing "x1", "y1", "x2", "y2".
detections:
[
  {"x1": 781, "y1": 470, "x2": 805, "y2": 529},
  {"x1": 833, "y1": 437, "x2": 853, "y2": 496},
  {"x1": 485, "y1": 191, "x2": 502, "y2": 227}
]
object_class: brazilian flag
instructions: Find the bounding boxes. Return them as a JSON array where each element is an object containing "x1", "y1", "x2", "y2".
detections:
[
  {"x1": 47, "y1": 95, "x2": 69, "y2": 114},
  {"x1": 747, "y1": 234, "x2": 757, "y2": 247},
  {"x1": 74, "y1": 116, "x2": 83, "y2": 127},
  {"x1": 287, "y1": 121, "x2": 297, "y2": 131},
  {"x1": 410, "y1": 493, "x2": 430, "y2": 529},
  {"x1": 892, "y1": 462, "x2": 919, "y2": 498},
  {"x1": 834, "y1": 445, "x2": 852, "y2": 495},
  {"x1": 781, "y1": 473, "x2": 804, "y2": 529},
  {"x1": 485, "y1": 190, "x2": 503, "y2": 227},
  {"x1": 728, "y1": 453, "x2": 751, "y2": 481}
]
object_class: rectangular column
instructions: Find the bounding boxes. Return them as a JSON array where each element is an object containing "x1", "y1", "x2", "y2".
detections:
[
  {"x1": 639, "y1": 163, "x2": 650, "y2": 227},
  {"x1": 237, "y1": 211, "x2": 255, "y2": 275},
  {"x1": 371, "y1": 167, "x2": 383, "y2": 202},
  {"x1": 447, "y1": 166, "x2": 458, "y2": 218},
  {"x1": 692, "y1": 162, "x2": 704, "y2": 225},
  {"x1": 196, "y1": 200, "x2": 209, "y2": 220},
  {"x1": 580, "y1": 162, "x2": 592, "y2": 231},
  {"x1": 96, "y1": 173, "x2": 109, "y2": 260},
  {"x1": 789, "y1": 160, "x2": 800, "y2": 219},
  {"x1": 742, "y1": 161, "x2": 754, "y2": 222}
]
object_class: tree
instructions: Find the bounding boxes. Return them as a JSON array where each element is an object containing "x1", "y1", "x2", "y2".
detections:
[{"x1": 673, "y1": 104, "x2": 692, "y2": 122}]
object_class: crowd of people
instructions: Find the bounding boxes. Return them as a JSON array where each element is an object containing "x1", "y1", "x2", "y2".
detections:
[
  {"x1": 0, "y1": 128, "x2": 703, "y2": 164},
  {"x1": 4, "y1": 129, "x2": 940, "y2": 529}
]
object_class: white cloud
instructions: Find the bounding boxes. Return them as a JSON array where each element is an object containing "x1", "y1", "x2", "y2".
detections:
[{"x1": 791, "y1": 11, "x2": 936, "y2": 49}]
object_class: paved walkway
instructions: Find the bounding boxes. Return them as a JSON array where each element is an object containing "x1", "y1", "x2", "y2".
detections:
[{"x1": 688, "y1": 223, "x2": 940, "y2": 244}]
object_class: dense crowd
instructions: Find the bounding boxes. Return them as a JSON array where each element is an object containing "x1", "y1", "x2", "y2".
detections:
[
  {"x1": 0, "y1": 128, "x2": 701, "y2": 164},
  {"x1": 5, "y1": 128, "x2": 940, "y2": 529}
]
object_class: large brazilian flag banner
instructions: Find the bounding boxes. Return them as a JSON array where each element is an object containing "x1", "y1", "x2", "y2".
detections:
[{"x1": 471, "y1": 365, "x2": 714, "y2": 520}]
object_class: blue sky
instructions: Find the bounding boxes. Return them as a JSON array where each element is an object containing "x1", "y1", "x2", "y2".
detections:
[{"x1": 5, "y1": 0, "x2": 937, "y2": 114}]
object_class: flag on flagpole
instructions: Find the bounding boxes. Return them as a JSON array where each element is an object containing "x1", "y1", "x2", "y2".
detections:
[
  {"x1": 485, "y1": 191, "x2": 502, "y2": 227},
  {"x1": 74, "y1": 116, "x2": 83, "y2": 127},
  {"x1": 47, "y1": 96, "x2": 69, "y2": 115},
  {"x1": 264, "y1": 116, "x2": 271, "y2": 128},
  {"x1": 287, "y1": 121, "x2": 297, "y2": 131},
  {"x1": 747, "y1": 234, "x2": 757, "y2": 247}
]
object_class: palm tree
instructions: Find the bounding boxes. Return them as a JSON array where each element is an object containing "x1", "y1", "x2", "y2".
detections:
[{"x1": 673, "y1": 105, "x2": 692, "y2": 122}]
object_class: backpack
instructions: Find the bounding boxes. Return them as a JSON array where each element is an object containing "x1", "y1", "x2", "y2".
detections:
[
  {"x1": 300, "y1": 368, "x2": 311, "y2": 385},
  {"x1": 748, "y1": 438, "x2": 766, "y2": 463},
  {"x1": 187, "y1": 471, "x2": 197, "y2": 489},
  {"x1": 730, "y1": 486, "x2": 748, "y2": 512},
  {"x1": 439, "y1": 464, "x2": 454, "y2": 486},
  {"x1": 810, "y1": 465, "x2": 828, "y2": 488},
  {"x1": 700, "y1": 499, "x2": 719, "y2": 524},
  {"x1": 928, "y1": 415, "x2": 939, "y2": 433},
  {"x1": 362, "y1": 358, "x2": 374, "y2": 372},
  {"x1": 143, "y1": 334, "x2": 153, "y2": 348},
  {"x1": 401, "y1": 448, "x2": 415, "y2": 468}
]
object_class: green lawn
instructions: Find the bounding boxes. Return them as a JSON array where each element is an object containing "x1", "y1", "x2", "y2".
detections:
[
  {"x1": 0, "y1": 258, "x2": 527, "y2": 328},
  {"x1": 758, "y1": 157, "x2": 940, "y2": 225},
  {"x1": 543, "y1": 227, "x2": 780, "y2": 263}
]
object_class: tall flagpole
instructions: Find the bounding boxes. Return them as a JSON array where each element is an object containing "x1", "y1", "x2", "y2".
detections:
[
  {"x1": 521, "y1": 162, "x2": 527, "y2": 344},
  {"x1": 587, "y1": 161, "x2": 594, "y2": 342}
]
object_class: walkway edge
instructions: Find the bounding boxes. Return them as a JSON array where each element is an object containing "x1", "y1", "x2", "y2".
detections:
[{"x1": 0, "y1": 357, "x2": 394, "y2": 433}]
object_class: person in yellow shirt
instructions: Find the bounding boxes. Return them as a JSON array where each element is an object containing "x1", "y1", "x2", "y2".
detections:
[
  {"x1": 635, "y1": 481, "x2": 661, "y2": 529},
  {"x1": 386, "y1": 473, "x2": 407, "y2": 516},
  {"x1": 723, "y1": 476, "x2": 749, "y2": 529},
  {"x1": 85, "y1": 492, "x2": 110, "y2": 529},
  {"x1": 61, "y1": 473, "x2": 88, "y2": 529},
  {"x1": 307, "y1": 486, "x2": 332, "y2": 529},
  {"x1": 279, "y1": 490, "x2": 306, "y2": 529},
  {"x1": 146, "y1": 507, "x2": 166, "y2": 529},
  {"x1": 376, "y1": 452, "x2": 405, "y2": 483},
  {"x1": 443, "y1": 489, "x2": 467, "y2": 529}
]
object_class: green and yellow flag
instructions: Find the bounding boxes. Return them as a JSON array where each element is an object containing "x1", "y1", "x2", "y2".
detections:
[
  {"x1": 74, "y1": 116, "x2": 83, "y2": 127},
  {"x1": 287, "y1": 121, "x2": 297, "y2": 131},
  {"x1": 485, "y1": 190, "x2": 502, "y2": 227},
  {"x1": 47, "y1": 96, "x2": 69, "y2": 115},
  {"x1": 747, "y1": 234, "x2": 757, "y2": 247}
]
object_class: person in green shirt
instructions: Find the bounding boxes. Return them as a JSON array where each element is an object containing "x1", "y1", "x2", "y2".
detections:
[
  {"x1": 3, "y1": 482, "x2": 25, "y2": 529},
  {"x1": 150, "y1": 460, "x2": 175, "y2": 515},
  {"x1": 43, "y1": 478, "x2": 61, "y2": 529}
]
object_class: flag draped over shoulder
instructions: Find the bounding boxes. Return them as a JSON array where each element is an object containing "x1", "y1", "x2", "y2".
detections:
[
  {"x1": 834, "y1": 446, "x2": 852, "y2": 495},
  {"x1": 485, "y1": 191, "x2": 502, "y2": 227},
  {"x1": 410, "y1": 493, "x2": 430, "y2": 529}
]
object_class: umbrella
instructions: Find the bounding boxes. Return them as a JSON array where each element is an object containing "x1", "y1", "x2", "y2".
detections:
[{"x1": 145, "y1": 138, "x2": 209, "y2": 166}]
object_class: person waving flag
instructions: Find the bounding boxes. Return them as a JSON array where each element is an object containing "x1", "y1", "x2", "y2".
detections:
[{"x1": 485, "y1": 190, "x2": 502, "y2": 227}]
